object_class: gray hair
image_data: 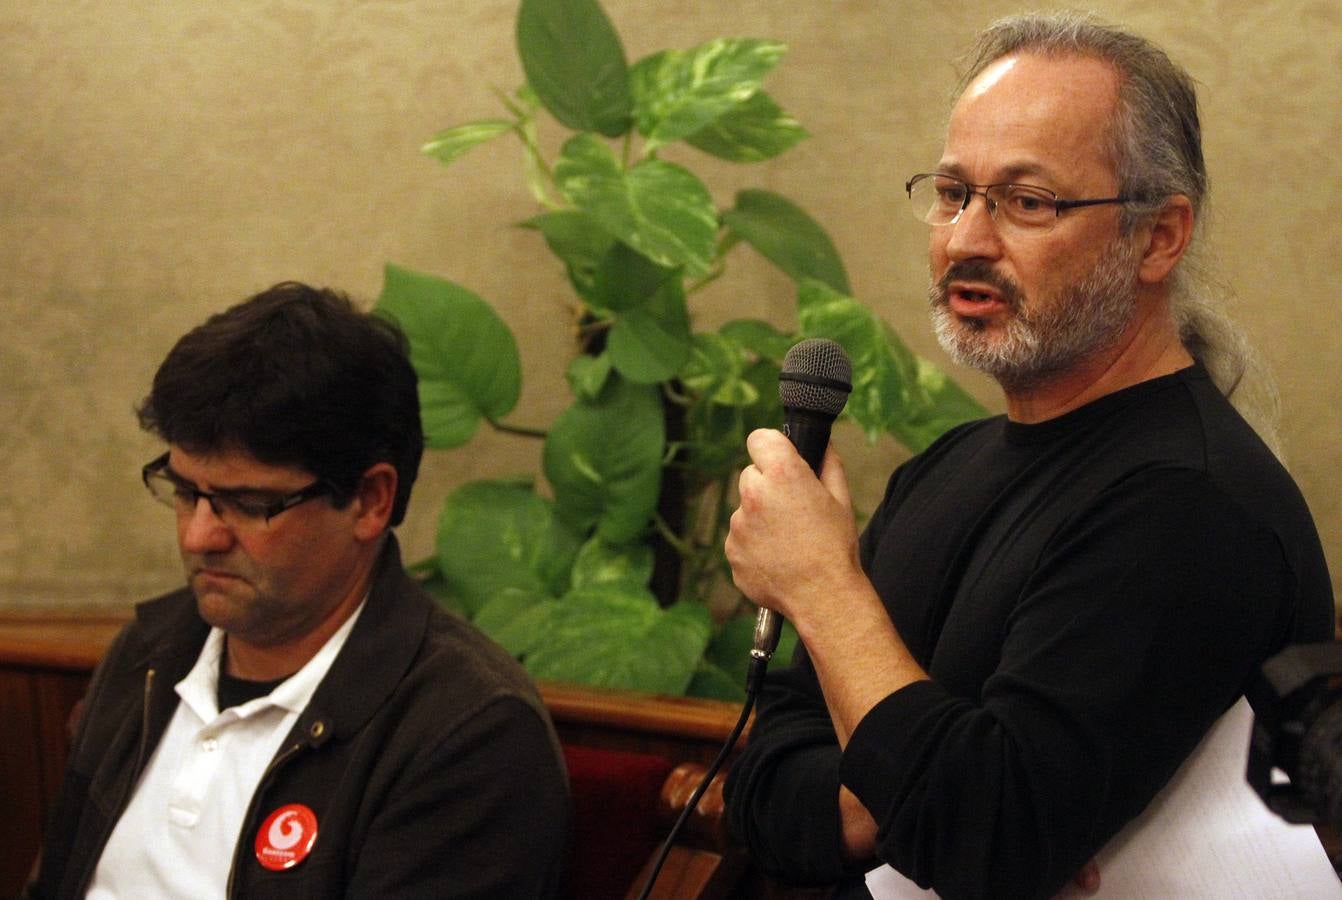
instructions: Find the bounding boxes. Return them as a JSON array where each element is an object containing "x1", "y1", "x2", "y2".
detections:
[{"x1": 957, "y1": 11, "x2": 1282, "y2": 456}]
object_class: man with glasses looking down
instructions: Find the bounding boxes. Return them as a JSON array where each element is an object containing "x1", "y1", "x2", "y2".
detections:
[
  {"x1": 25, "y1": 282, "x2": 570, "y2": 898},
  {"x1": 723, "y1": 12, "x2": 1334, "y2": 899}
]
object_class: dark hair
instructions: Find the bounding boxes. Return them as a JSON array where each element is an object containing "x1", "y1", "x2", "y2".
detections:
[{"x1": 137, "y1": 282, "x2": 423, "y2": 526}]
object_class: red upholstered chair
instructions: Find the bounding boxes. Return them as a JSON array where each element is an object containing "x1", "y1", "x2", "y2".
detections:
[
  {"x1": 562, "y1": 745, "x2": 746, "y2": 900},
  {"x1": 564, "y1": 744, "x2": 676, "y2": 899}
]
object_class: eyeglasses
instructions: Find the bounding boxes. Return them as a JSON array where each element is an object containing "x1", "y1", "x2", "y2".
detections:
[
  {"x1": 141, "y1": 452, "x2": 332, "y2": 528},
  {"x1": 905, "y1": 173, "x2": 1136, "y2": 234}
]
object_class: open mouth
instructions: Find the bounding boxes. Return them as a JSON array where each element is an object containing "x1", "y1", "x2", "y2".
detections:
[
  {"x1": 951, "y1": 286, "x2": 1005, "y2": 306},
  {"x1": 945, "y1": 284, "x2": 1011, "y2": 321}
]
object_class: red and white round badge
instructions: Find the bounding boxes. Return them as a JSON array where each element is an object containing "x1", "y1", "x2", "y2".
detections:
[{"x1": 255, "y1": 804, "x2": 318, "y2": 871}]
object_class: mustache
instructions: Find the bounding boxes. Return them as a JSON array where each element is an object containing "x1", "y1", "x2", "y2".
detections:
[{"x1": 931, "y1": 261, "x2": 1024, "y2": 309}]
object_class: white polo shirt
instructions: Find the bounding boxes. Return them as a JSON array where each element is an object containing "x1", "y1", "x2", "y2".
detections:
[{"x1": 86, "y1": 601, "x2": 364, "y2": 899}]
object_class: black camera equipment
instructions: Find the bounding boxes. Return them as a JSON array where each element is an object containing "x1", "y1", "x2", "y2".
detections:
[{"x1": 1248, "y1": 642, "x2": 1342, "y2": 832}]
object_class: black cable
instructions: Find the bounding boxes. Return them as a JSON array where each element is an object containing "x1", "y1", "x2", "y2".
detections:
[{"x1": 634, "y1": 657, "x2": 767, "y2": 900}]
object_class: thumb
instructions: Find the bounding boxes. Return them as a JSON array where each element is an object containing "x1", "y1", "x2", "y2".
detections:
[{"x1": 744, "y1": 427, "x2": 799, "y2": 472}]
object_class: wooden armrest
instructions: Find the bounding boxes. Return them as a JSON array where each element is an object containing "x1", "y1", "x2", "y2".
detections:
[
  {"x1": 657, "y1": 763, "x2": 733, "y2": 852},
  {"x1": 626, "y1": 763, "x2": 746, "y2": 900}
]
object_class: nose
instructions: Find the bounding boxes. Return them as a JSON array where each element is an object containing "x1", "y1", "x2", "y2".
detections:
[
  {"x1": 942, "y1": 191, "x2": 1004, "y2": 262},
  {"x1": 178, "y1": 497, "x2": 235, "y2": 554}
]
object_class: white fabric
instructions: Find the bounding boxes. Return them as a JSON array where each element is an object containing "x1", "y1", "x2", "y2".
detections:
[
  {"x1": 87, "y1": 601, "x2": 364, "y2": 899},
  {"x1": 865, "y1": 697, "x2": 1341, "y2": 899}
]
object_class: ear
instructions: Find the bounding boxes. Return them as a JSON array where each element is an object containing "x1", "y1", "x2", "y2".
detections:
[
  {"x1": 351, "y1": 462, "x2": 398, "y2": 542},
  {"x1": 1136, "y1": 194, "x2": 1194, "y2": 286}
]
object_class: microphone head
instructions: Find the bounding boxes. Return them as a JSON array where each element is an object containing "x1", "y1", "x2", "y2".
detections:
[{"x1": 779, "y1": 338, "x2": 852, "y2": 417}]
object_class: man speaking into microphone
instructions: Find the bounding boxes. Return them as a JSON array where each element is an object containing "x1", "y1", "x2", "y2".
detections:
[{"x1": 722, "y1": 12, "x2": 1333, "y2": 900}]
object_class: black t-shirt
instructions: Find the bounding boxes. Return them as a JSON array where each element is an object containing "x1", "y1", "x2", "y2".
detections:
[
  {"x1": 725, "y1": 364, "x2": 1334, "y2": 899},
  {"x1": 217, "y1": 653, "x2": 290, "y2": 710}
]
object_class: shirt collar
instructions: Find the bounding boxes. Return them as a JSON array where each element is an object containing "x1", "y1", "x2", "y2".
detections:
[
  {"x1": 268, "y1": 598, "x2": 366, "y2": 714},
  {"x1": 174, "y1": 596, "x2": 368, "y2": 722}
]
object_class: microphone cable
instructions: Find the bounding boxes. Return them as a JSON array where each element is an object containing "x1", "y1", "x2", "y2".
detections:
[
  {"x1": 638, "y1": 338, "x2": 850, "y2": 898},
  {"x1": 634, "y1": 657, "x2": 767, "y2": 900}
]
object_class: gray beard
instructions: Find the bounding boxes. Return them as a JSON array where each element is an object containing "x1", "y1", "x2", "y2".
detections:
[{"x1": 929, "y1": 235, "x2": 1140, "y2": 392}]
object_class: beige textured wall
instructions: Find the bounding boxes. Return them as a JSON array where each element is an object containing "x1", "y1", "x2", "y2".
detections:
[{"x1": 3, "y1": 1, "x2": 1338, "y2": 609}]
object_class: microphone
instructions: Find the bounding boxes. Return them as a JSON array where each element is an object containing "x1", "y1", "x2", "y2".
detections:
[
  {"x1": 750, "y1": 337, "x2": 853, "y2": 670},
  {"x1": 640, "y1": 342, "x2": 850, "y2": 899}
]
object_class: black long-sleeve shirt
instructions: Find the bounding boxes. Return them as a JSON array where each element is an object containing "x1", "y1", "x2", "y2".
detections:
[{"x1": 725, "y1": 363, "x2": 1334, "y2": 899}]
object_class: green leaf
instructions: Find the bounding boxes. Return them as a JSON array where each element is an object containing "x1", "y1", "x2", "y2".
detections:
[
  {"x1": 797, "y1": 279, "x2": 986, "y2": 451},
  {"x1": 697, "y1": 613, "x2": 798, "y2": 697},
  {"x1": 683, "y1": 405, "x2": 748, "y2": 479},
  {"x1": 776, "y1": 621, "x2": 800, "y2": 667},
  {"x1": 543, "y1": 376, "x2": 664, "y2": 543},
  {"x1": 607, "y1": 278, "x2": 692, "y2": 383},
  {"x1": 684, "y1": 90, "x2": 807, "y2": 162},
  {"x1": 522, "y1": 211, "x2": 612, "y2": 264},
  {"x1": 737, "y1": 357, "x2": 784, "y2": 434},
  {"x1": 797, "y1": 278, "x2": 916, "y2": 443},
  {"x1": 566, "y1": 353, "x2": 612, "y2": 401},
  {"x1": 587, "y1": 241, "x2": 678, "y2": 312},
  {"x1": 904, "y1": 355, "x2": 992, "y2": 449},
  {"x1": 686, "y1": 660, "x2": 744, "y2": 701},
  {"x1": 722, "y1": 189, "x2": 850, "y2": 295},
  {"x1": 683, "y1": 355, "x2": 780, "y2": 479},
  {"x1": 554, "y1": 134, "x2": 718, "y2": 276},
  {"x1": 523, "y1": 587, "x2": 713, "y2": 695},
  {"x1": 516, "y1": 0, "x2": 631, "y2": 137},
  {"x1": 413, "y1": 561, "x2": 472, "y2": 619},
  {"x1": 473, "y1": 586, "x2": 557, "y2": 656},
  {"x1": 680, "y1": 332, "x2": 757, "y2": 407},
  {"x1": 421, "y1": 119, "x2": 515, "y2": 166},
  {"x1": 522, "y1": 210, "x2": 616, "y2": 300},
  {"x1": 376, "y1": 264, "x2": 521, "y2": 448},
  {"x1": 628, "y1": 38, "x2": 787, "y2": 150},
  {"x1": 718, "y1": 319, "x2": 795, "y2": 364},
  {"x1": 570, "y1": 535, "x2": 655, "y2": 589},
  {"x1": 435, "y1": 479, "x2": 582, "y2": 615}
]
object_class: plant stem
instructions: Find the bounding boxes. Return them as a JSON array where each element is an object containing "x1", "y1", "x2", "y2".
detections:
[
  {"x1": 496, "y1": 88, "x2": 561, "y2": 210},
  {"x1": 682, "y1": 475, "x2": 731, "y2": 605},
  {"x1": 518, "y1": 124, "x2": 562, "y2": 210},
  {"x1": 488, "y1": 420, "x2": 548, "y2": 439},
  {"x1": 652, "y1": 513, "x2": 693, "y2": 558},
  {"x1": 676, "y1": 522, "x2": 708, "y2": 606},
  {"x1": 685, "y1": 263, "x2": 726, "y2": 296},
  {"x1": 577, "y1": 318, "x2": 613, "y2": 340},
  {"x1": 661, "y1": 381, "x2": 693, "y2": 406}
]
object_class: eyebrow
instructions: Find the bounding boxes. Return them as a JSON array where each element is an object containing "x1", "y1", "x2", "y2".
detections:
[
  {"x1": 162, "y1": 464, "x2": 279, "y2": 497},
  {"x1": 935, "y1": 160, "x2": 1061, "y2": 187}
]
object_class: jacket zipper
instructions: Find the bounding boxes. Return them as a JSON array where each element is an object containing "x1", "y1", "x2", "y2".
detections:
[
  {"x1": 75, "y1": 667, "x2": 158, "y2": 895},
  {"x1": 135, "y1": 668, "x2": 156, "y2": 774},
  {"x1": 226, "y1": 738, "x2": 308, "y2": 898}
]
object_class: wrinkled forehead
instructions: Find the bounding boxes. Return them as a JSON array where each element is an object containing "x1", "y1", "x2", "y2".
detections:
[
  {"x1": 167, "y1": 444, "x2": 315, "y2": 492},
  {"x1": 942, "y1": 52, "x2": 1121, "y2": 188}
]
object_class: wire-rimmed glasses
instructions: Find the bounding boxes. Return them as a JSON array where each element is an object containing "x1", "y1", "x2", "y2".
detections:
[{"x1": 906, "y1": 172, "x2": 1136, "y2": 234}]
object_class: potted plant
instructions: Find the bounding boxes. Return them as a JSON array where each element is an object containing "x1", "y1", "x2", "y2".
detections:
[{"x1": 375, "y1": 0, "x2": 984, "y2": 700}]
